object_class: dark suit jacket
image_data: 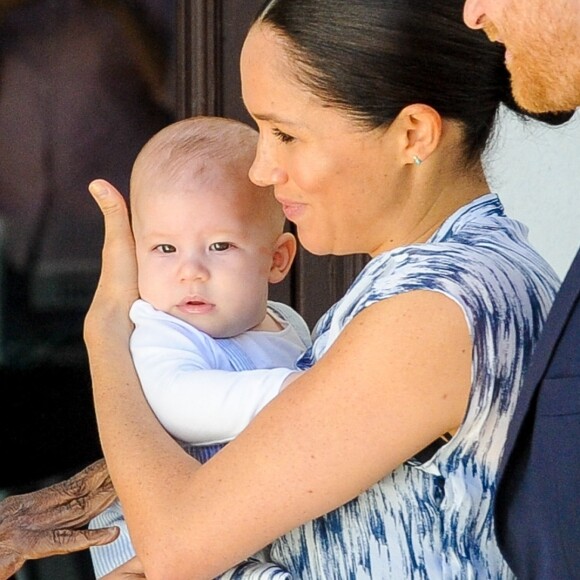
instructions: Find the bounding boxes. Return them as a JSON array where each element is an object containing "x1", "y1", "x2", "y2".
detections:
[{"x1": 495, "y1": 247, "x2": 580, "y2": 579}]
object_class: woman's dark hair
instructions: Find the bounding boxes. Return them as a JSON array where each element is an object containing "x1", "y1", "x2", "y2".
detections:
[{"x1": 255, "y1": 0, "x2": 573, "y2": 165}]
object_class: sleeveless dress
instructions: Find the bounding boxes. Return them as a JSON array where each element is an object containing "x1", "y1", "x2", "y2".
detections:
[{"x1": 263, "y1": 194, "x2": 559, "y2": 579}]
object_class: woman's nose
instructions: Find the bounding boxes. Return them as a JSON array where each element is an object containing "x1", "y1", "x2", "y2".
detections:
[{"x1": 249, "y1": 139, "x2": 288, "y2": 187}]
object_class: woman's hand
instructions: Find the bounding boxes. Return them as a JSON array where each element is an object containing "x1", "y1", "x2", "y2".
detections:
[
  {"x1": 84, "y1": 179, "x2": 138, "y2": 344},
  {"x1": 0, "y1": 459, "x2": 119, "y2": 580}
]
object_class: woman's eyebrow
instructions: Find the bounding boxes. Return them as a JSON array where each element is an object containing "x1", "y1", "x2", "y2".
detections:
[{"x1": 253, "y1": 112, "x2": 301, "y2": 127}]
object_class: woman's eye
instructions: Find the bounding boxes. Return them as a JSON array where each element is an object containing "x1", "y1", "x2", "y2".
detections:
[
  {"x1": 209, "y1": 242, "x2": 232, "y2": 252},
  {"x1": 272, "y1": 127, "x2": 295, "y2": 144},
  {"x1": 154, "y1": 244, "x2": 176, "y2": 254}
]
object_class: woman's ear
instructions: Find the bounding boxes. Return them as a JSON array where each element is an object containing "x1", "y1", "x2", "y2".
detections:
[
  {"x1": 396, "y1": 103, "x2": 443, "y2": 166},
  {"x1": 268, "y1": 231, "x2": 297, "y2": 284}
]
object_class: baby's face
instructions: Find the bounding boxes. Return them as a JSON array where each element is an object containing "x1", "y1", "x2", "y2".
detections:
[{"x1": 132, "y1": 168, "x2": 279, "y2": 338}]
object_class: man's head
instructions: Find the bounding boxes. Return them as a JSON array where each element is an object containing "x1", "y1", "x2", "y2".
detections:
[
  {"x1": 130, "y1": 116, "x2": 296, "y2": 338},
  {"x1": 463, "y1": 0, "x2": 580, "y2": 113}
]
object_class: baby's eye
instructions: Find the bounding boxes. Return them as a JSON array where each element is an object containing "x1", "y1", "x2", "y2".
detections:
[
  {"x1": 154, "y1": 244, "x2": 176, "y2": 254},
  {"x1": 272, "y1": 128, "x2": 295, "y2": 144},
  {"x1": 209, "y1": 242, "x2": 233, "y2": 252}
]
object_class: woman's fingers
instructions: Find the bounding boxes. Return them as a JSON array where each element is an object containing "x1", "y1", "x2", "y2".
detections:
[
  {"x1": 85, "y1": 179, "x2": 138, "y2": 336},
  {"x1": 88, "y1": 179, "x2": 138, "y2": 288},
  {"x1": 88, "y1": 178, "x2": 127, "y2": 214}
]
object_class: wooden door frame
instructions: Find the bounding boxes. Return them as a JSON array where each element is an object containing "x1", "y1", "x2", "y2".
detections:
[{"x1": 176, "y1": 0, "x2": 222, "y2": 118}]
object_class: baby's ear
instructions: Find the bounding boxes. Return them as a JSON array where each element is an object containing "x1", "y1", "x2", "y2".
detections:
[{"x1": 269, "y1": 232, "x2": 297, "y2": 284}]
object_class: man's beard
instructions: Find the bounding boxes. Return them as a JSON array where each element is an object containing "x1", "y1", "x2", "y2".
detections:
[{"x1": 484, "y1": 21, "x2": 579, "y2": 113}]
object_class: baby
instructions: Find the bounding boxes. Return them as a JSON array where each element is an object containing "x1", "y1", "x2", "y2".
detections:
[{"x1": 89, "y1": 116, "x2": 309, "y2": 579}]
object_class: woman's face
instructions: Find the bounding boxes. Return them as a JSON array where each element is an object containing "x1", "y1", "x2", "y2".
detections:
[{"x1": 240, "y1": 24, "x2": 405, "y2": 257}]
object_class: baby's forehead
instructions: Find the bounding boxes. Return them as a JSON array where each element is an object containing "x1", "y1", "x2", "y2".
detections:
[
  {"x1": 138, "y1": 169, "x2": 277, "y2": 214},
  {"x1": 134, "y1": 147, "x2": 281, "y2": 217}
]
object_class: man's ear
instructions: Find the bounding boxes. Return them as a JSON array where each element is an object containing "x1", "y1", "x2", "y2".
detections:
[{"x1": 268, "y1": 231, "x2": 297, "y2": 284}]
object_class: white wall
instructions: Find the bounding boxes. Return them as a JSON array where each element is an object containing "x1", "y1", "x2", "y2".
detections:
[{"x1": 483, "y1": 107, "x2": 580, "y2": 280}]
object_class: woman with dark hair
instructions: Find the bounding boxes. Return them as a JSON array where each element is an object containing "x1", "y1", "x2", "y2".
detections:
[{"x1": 81, "y1": 0, "x2": 572, "y2": 578}]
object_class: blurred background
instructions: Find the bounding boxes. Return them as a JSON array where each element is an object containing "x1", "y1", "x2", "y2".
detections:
[
  {"x1": 0, "y1": 1, "x2": 577, "y2": 578},
  {"x1": 0, "y1": 0, "x2": 176, "y2": 577}
]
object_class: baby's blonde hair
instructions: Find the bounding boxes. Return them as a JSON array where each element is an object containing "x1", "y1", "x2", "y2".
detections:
[{"x1": 130, "y1": 116, "x2": 285, "y2": 238}]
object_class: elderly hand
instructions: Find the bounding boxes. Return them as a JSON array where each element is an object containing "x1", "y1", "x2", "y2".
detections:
[
  {"x1": 0, "y1": 458, "x2": 119, "y2": 580},
  {"x1": 84, "y1": 178, "x2": 139, "y2": 343}
]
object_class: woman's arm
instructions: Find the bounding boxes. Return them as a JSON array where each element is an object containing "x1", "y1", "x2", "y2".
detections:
[
  {"x1": 85, "y1": 180, "x2": 472, "y2": 580},
  {"x1": 101, "y1": 556, "x2": 144, "y2": 579}
]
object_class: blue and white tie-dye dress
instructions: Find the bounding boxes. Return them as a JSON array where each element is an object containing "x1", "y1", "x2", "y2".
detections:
[{"x1": 264, "y1": 194, "x2": 559, "y2": 579}]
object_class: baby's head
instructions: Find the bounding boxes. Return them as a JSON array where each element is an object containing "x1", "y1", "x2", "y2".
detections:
[{"x1": 130, "y1": 116, "x2": 296, "y2": 338}]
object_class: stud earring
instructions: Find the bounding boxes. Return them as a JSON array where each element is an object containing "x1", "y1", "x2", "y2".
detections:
[{"x1": 413, "y1": 155, "x2": 422, "y2": 166}]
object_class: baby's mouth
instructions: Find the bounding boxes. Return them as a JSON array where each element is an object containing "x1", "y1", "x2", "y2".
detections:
[{"x1": 178, "y1": 297, "x2": 214, "y2": 314}]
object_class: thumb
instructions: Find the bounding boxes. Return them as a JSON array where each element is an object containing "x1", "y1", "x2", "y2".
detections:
[
  {"x1": 86, "y1": 179, "x2": 138, "y2": 310},
  {"x1": 88, "y1": 178, "x2": 136, "y2": 269},
  {"x1": 88, "y1": 179, "x2": 132, "y2": 241}
]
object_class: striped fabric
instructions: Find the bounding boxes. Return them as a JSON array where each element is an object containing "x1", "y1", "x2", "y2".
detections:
[{"x1": 264, "y1": 194, "x2": 559, "y2": 579}]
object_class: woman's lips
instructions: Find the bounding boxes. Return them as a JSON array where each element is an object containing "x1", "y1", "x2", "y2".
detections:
[{"x1": 277, "y1": 198, "x2": 306, "y2": 221}]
